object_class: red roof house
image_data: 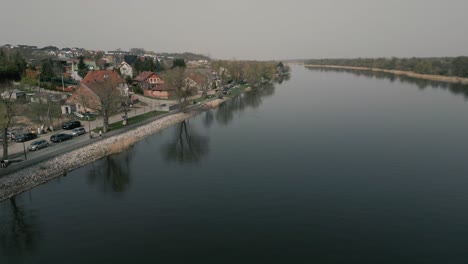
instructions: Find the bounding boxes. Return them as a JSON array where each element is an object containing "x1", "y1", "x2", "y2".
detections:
[
  {"x1": 65, "y1": 70, "x2": 128, "y2": 113},
  {"x1": 133, "y1": 71, "x2": 164, "y2": 88}
]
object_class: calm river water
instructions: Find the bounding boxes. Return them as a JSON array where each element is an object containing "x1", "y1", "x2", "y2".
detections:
[{"x1": 2, "y1": 65, "x2": 468, "y2": 263}]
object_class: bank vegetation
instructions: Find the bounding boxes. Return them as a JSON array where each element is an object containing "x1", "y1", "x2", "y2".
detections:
[{"x1": 305, "y1": 57, "x2": 468, "y2": 78}]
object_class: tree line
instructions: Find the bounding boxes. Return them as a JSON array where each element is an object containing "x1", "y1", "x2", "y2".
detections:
[
  {"x1": 306, "y1": 57, "x2": 468, "y2": 78},
  {"x1": 0, "y1": 49, "x2": 27, "y2": 82},
  {"x1": 212, "y1": 60, "x2": 290, "y2": 87}
]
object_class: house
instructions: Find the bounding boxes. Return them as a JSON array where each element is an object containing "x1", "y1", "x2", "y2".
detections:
[
  {"x1": 118, "y1": 61, "x2": 133, "y2": 78},
  {"x1": 84, "y1": 60, "x2": 97, "y2": 70},
  {"x1": 70, "y1": 61, "x2": 82, "y2": 81},
  {"x1": 185, "y1": 71, "x2": 209, "y2": 90},
  {"x1": 1, "y1": 89, "x2": 26, "y2": 100},
  {"x1": 62, "y1": 70, "x2": 128, "y2": 114},
  {"x1": 143, "y1": 83, "x2": 176, "y2": 99},
  {"x1": 97, "y1": 58, "x2": 114, "y2": 70},
  {"x1": 28, "y1": 92, "x2": 67, "y2": 104},
  {"x1": 133, "y1": 71, "x2": 164, "y2": 89}
]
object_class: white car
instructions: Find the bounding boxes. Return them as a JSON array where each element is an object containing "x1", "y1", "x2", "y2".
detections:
[{"x1": 71, "y1": 127, "x2": 86, "y2": 136}]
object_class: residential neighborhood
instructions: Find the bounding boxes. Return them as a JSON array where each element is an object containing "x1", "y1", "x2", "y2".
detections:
[
  {"x1": 0, "y1": 44, "x2": 215, "y2": 118},
  {"x1": 0, "y1": 43, "x2": 289, "y2": 167}
]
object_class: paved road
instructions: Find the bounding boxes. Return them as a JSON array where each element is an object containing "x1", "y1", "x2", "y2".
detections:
[
  {"x1": 0, "y1": 95, "x2": 214, "y2": 176},
  {"x1": 2, "y1": 96, "x2": 163, "y2": 160}
]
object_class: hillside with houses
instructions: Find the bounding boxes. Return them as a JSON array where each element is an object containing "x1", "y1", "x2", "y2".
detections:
[
  {"x1": 0, "y1": 45, "x2": 216, "y2": 126},
  {"x1": 0, "y1": 43, "x2": 289, "y2": 159}
]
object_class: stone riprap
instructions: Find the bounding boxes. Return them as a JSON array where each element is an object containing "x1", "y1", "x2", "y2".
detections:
[{"x1": 0, "y1": 99, "x2": 226, "y2": 202}]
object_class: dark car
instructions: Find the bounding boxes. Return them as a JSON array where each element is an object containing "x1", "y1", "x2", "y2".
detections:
[
  {"x1": 28, "y1": 139, "x2": 49, "y2": 151},
  {"x1": 50, "y1": 133, "x2": 73, "y2": 143},
  {"x1": 14, "y1": 133, "x2": 37, "y2": 142},
  {"x1": 62, "y1": 121, "x2": 81, "y2": 130}
]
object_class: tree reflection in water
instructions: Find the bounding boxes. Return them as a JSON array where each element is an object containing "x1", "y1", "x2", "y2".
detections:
[
  {"x1": 163, "y1": 120, "x2": 209, "y2": 163},
  {"x1": 215, "y1": 82, "x2": 276, "y2": 125},
  {"x1": 87, "y1": 153, "x2": 131, "y2": 194},
  {"x1": 0, "y1": 196, "x2": 40, "y2": 256},
  {"x1": 276, "y1": 73, "x2": 291, "y2": 84},
  {"x1": 203, "y1": 111, "x2": 214, "y2": 128},
  {"x1": 164, "y1": 77, "x2": 289, "y2": 162}
]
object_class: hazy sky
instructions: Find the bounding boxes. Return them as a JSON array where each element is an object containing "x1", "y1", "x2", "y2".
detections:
[{"x1": 1, "y1": 0, "x2": 467, "y2": 60}]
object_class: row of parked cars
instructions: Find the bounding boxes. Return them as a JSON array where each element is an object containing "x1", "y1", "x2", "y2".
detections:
[{"x1": 24, "y1": 121, "x2": 86, "y2": 151}]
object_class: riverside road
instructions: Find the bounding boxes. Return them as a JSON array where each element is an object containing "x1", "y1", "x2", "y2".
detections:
[{"x1": 0, "y1": 94, "x2": 215, "y2": 176}]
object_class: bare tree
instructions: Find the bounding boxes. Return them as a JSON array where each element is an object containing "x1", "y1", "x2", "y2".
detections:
[
  {"x1": 129, "y1": 48, "x2": 145, "y2": 56},
  {"x1": 163, "y1": 67, "x2": 194, "y2": 111},
  {"x1": 31, "y1": 96, "x2": 60, "y2": 132},
  {"x1": 95, "y1": 78, "x2": 127, "y2": 133},
  {"x1": 0, "y1": 81, "x2": 18, "y2": 159},
  {"x1": 225, "y1": 60, "x2": 244, "y2": 83},
  {"x1": 76, "y1": 77, "x2": 126, "y2": 133}
]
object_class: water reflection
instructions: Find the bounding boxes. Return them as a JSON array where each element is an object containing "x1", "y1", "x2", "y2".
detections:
[
  {"x1": 203, "y1": 111, "x2": 214, "y2": 128},
  {"x1": 276, "y1": 73, "x2": 291, "y2": 84},
  {"x1": 216, "y1": 82, "x2": 277, "y2": 126},
  {"x1": 307, "y1": 67, "x2": 468, "y2": 98},
  {"x1": 87, "y1": 154, "x2": 132, "y2": 194},
  {"x1": 162, "y1": 120, "x2": 210, "y2": 163},
  {"x1": 0, "y1": 196, "x2": 40, "y2": 256}
]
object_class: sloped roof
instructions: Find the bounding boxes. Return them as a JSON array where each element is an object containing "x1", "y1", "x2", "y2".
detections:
[
  {"x1": 187, "y1": 72, "x2": 208, "y2": 85},
  {"x1": 81, "y1": 70, "x2": 125, "y2": 95},
  {"x1": 66, "y1": 70, "x2": 125, "y2": 110},
  {"x1": 118, "y1": 61, "x2": 132, "y2": 69},
  {"x1": 134, "y1": 71, "x2": 162, "y2": 82},
  {"x1": 82, "y1": 70, "x2": 124, "y2": 84}
]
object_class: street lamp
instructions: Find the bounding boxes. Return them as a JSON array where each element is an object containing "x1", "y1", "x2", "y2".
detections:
[
  {"x1": 22, "y1": 141, "x2": 27, "y2": 160},
  {"x1": 88, "y1": 116, "x2": 92, "y2": 139}
]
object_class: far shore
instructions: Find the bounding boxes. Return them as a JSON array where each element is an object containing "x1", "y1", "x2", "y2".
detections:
[{"x1": 304, "y1": 64, "x2": 468, "y2": 85}]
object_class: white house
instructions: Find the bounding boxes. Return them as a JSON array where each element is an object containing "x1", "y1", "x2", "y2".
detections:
[
  {"x1": 118, "y1": 61, "x2": 133, "y2": 78},
  {"x1": 1, "y1": 89, "x2": 26, "y2": 100}
]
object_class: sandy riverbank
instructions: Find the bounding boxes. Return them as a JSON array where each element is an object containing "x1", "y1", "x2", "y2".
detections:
[
  {"x1": 305, "y1": 64, "x2": 468, "y2": 85},
  {"x1": 0, "y1": 98, "x2": 227, "y2": 202}
]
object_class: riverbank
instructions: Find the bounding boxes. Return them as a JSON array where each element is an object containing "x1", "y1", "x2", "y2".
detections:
[
  {"x1": 304, "y1": 64, "x2": 468, "y2": 85},
  {"x1": 0, "y1": 98, "x2": 228, "y2": 202}
]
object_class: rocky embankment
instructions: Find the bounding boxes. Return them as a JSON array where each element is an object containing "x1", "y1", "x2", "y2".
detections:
[{"x1": 0, "y1": 99, "x2": 226, "y2": 202}]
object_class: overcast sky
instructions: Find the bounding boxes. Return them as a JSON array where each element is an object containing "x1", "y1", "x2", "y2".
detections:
[{"x1": 1, "y1": 0, "x2": 467, "y2": 60}]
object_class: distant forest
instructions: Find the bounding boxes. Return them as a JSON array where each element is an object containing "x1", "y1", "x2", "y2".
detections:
[{"x1": 306, "y1": 57, "x2": 468, "y2": 78}]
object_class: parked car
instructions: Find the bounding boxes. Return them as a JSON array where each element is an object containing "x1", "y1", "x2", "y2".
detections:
[
  {"x1": 28, "y1": 139, "x2": 49, "y2": 151},
  {"x1": 14, "y1": 133, "x2": 38, "y2": 142},
  {"x1": 50, "y1": 133, "x2": 73, "y2": 143},
  {"x1": 62, "y1": 121, "x2": 81, "y2": 130},
  {"x1": 71, "y1": 127, "x2": 86, "y2": 136},
  {"x1": 0, "y1": 132, "x2": 16, "y2": 141}
]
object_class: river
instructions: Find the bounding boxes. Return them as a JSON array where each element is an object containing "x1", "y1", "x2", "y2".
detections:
[{"x1": 2, "y1": 65, "x2": 468, "y2": 263}]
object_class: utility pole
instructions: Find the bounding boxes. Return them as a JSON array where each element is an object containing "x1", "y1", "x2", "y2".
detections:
[
  {"x1": 88, "y1": 117, "x2": 92, "y2": 139},
  {"x1": 62, "y1": 75, "x2": 65, "y2": 91}
]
